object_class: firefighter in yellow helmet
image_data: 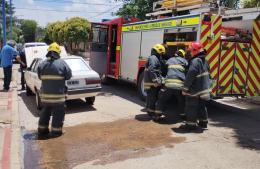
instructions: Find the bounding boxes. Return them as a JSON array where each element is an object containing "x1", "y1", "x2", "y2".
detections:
[
  {"x1": 37, "y1": 42, "x2": 72, "y2": 138},
  {"x1": 154, "y1": 49, "x2": 188, "y2": 121},
  {"x1": 144, "y1": 44, "x2": 166, "y2": 120}
]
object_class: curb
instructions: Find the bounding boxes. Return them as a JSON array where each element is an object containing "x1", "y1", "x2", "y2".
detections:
[{"x1": 209, "y1": 99, "x2": 248, "y2": 114}]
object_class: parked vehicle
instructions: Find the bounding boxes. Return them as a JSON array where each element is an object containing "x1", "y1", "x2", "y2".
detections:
[
  {"x1": 24, "y1": 45, "x2": 68, "y2": 68},
  {"x1": 89, "y1": 8, "x2": 260, "y2": 100},
  {"x1": 25, "y1": 56, "x2": 101, "y2": 109},
  {"x1": 23, "y1": 42, "x2": 47, "y2": 48}
]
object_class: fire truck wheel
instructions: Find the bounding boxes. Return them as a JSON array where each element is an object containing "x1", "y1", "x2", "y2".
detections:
[{"x1": 138, "y1": 71, "x2": 147, "y2": 101}]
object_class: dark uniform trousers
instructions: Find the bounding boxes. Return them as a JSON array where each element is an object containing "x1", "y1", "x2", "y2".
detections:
[
  {"x1": 38, "y1": 103, "x2": 65, "y2": 135},
  {"x1": 185, "y1": 96, "x2": 208, "y2": 125},
  {"x1": 3, "y1": 66, "x2": 12, "y2": 90},
  {"x1": 156, "y1": 88, "x2": 185, "y2": 116},
  {"x1": 146, "y1": 86, "x2": 160, "y2": 113}
]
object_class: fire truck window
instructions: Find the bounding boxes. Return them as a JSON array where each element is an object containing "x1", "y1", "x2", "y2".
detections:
[
  {"x1": 99, "y1": 28, "x2": 108, "y2": 44},
  {"x1": 164, "y1": 32, "x2": 197, "y2": 42},
  {"x1": 92, "y1": 28, "x2": 99, "y2": 43}
]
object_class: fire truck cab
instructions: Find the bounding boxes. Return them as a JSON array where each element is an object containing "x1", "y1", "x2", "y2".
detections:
[{"x1": 89, "y1": 8, "x2": 260, "y2": 100}]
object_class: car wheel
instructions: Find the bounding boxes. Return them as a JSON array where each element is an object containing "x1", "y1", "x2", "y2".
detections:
[
  {"x1": 26, "y1": 84, "x2": 33, "y2": 96},
  {"x1": 36, "y1": 90, "x2": 42, "y2": 110},
  {"x1": 85, "y1": 97, "x2": 95, "y2": 105},
  {"x1": 137, "y1": 71, "x2": 147, "y2": 101}
]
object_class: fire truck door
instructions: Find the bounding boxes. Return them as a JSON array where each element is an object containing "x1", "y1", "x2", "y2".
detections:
[
  {"x1": 232, "y1": 43, "x2": 250, "y2": 95},
  {"x1": 89, "y1": 23, "x2": 108, "y2": 76},
  {"x1": 218, "y1": 41, "x2": 236, "y2": 95}
]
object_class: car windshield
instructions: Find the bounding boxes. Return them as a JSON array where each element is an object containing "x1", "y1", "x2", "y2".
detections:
[{"x1": 64, "y1": 58, "x2": 90, "y2": 71}]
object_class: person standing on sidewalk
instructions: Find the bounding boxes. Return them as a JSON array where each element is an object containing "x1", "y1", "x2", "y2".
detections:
[
  {"x1": 37, "y1": 42, "x2": 72, "y2": 138},
  {"x1": 181, "y1": 42, "x2": 211, "y2": 130},
  {"x1": 16, "y1": 44, "x2": 27, "y2": 90},
  {"x1": 0, "y1": 40, "x2": 23, "y2": 91}
]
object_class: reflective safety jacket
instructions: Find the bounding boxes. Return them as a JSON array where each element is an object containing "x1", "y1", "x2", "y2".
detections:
[
  {"x1": 183, "y1": 52, "x2": 211, "y2": 100},
  {"x1": 144, "y1": 55, "x2": 163, "y2": 90},
  {"x1": 37, "y1": 57, "x2": 72, "y2": 105},
  {"x1": 165, "y1": 56, "x2": 188, "y2": 89}
]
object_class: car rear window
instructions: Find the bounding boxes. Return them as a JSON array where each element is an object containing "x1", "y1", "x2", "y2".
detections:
[{"x1": 64, "y1": 58, "x2": 90, "y2": 71}]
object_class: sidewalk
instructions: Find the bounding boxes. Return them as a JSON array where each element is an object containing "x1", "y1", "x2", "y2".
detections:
[
  {"x1": 0, "y1": 66, "x2": 21, "y2": 169},
  {"x1": 210, "y1": 96, "x2": 260, "y2": 117}
]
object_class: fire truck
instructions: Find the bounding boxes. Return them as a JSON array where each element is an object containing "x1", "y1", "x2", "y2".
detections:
[{"x1": 89, "y1": 8, "x2": 260, "y2": 100}]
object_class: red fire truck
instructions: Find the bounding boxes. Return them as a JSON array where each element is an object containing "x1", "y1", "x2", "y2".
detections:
[{"x1": 89, "y1": 8, "x2": 260, "y2": 100}]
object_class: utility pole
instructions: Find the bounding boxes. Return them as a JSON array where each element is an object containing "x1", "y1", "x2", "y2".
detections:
[
  {"x1": 10, "y1": 0, "x2": 12, "y2": 39},
  {"x1": 2, "y1": 0, "x2": 7, "y2": 45}
]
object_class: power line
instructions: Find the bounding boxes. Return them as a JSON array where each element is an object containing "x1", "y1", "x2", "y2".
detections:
[
  {"x1": 32, "y1": 0, "x2": 122, "y2": 6},
  {"x1": 15, "y1": 7, "x2": 114, "y2": 13},
  {"x1": 88, "y1": 5, "x2": 120, "y2": 19}
]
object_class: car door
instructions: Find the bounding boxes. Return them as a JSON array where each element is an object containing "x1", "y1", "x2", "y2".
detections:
[
  {"x1": 25, "y1": 59, "x2": 37, "y2": 91},
  {"x1": 31, "y1": 59, "x2": 42, "y2": 92}
]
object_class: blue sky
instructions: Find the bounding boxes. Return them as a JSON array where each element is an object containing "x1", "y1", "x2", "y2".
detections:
[{"x1": 13, "y1": 0, "x2": 123, "y2": 27}]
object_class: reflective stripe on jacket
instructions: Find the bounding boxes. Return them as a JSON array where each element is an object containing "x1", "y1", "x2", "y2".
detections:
[
  {"x1": 37, "y1": 58, "x2": 72, "y2": 104},
  {"x1": 144, "y1": 55, "x2": 162, "y2": 90},
  {"x1": 183, "y1": 52, "x2": 211, "y2": 100},
  {"x1": 165, "y1": 56, "x2": 188, "y2": 89}
]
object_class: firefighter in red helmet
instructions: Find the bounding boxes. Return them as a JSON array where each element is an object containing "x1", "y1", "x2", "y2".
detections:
[{"x1": 181, "y1": 42, "x2": 211, "y2": 130}]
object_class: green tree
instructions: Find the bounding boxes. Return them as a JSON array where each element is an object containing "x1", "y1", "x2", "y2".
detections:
[
  {"x1": 242, "y1": 0, "x2": 259, "y2": 8},
  {"x1": 116, "y1": 0, "x2": 154, "y2": 20},
  {"x1": 63, "y1": 17, "x2": 90, "y2": 50},
  {"x1": 20, "y1": 20, "x2": 37, "y2": 42}
]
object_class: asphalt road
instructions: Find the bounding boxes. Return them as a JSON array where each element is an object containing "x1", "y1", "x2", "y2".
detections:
[{"x1": 17, "y1": 80, "x2": 260, "y2": 169}]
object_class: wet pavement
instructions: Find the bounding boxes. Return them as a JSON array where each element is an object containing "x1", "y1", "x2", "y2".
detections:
[{"x1": 23, "y1": 119, "x2": 185, "y2": 169}]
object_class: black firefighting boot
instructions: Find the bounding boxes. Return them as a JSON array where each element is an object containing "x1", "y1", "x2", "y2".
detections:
[
  {"x1": 147, "y1": 111, "x2": 155, "y2": 117},
  {"x1": 37, "y1": 127, "x2": 49, "y2": 139},
  {"x1": 152, "y1": 113, "x2": 164, "y2": 122},
  {"x1": 179, "y1": 122, "x2": 199, "y2": 130},
  {"x1": 198, "y1": 120, "x2": 208, "y2": 129}
]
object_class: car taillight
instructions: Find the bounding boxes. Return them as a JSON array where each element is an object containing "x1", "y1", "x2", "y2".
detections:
[{"x1": 85, "y1": 79, "x2": 101, "y2": 85}]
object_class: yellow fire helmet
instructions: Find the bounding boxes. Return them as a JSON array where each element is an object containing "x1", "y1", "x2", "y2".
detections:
[
  {"x1": 152, "y1": 44, "x2": 166, "y2": 55},
  {"x1": 177, "y1": 49, "x2": 186, "y2": 58},
  {"x1": 48, "y1": 42, "x2": 61, "y2": 54}
]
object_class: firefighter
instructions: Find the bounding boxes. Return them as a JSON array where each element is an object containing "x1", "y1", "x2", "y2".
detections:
[
  {"x1": 144, "y1": 44, "x2": 166, "y2": 120},
  {"x1": 37, "y1": 42, "x2": 72, "y2": 138},
  {"x1": 155, "y1": 49, "x2": 188, "y2": 121},
  {"x1": 181, "y1": 42, "x2": 211, "y2": 130},
  {"x1": 16, "y1": 44, "x2": 27, "y2": 90}
]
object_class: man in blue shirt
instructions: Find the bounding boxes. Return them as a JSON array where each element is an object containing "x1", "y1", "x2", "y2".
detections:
[{"x1": 0, "y1": 40, "x2": 22, "y2": 91}]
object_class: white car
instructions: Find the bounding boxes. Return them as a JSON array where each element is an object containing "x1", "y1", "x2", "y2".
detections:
[
  {"x1": 24, "y1": 56, "x2": 102, "y2": 109},
  {"x1": 23, "y1": 42, "x2": 47, "y2": 48}
]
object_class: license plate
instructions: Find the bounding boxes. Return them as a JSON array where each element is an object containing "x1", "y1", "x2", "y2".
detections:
[{"x1": 67, "y1": 80, "x2": 79, "y2": 85}]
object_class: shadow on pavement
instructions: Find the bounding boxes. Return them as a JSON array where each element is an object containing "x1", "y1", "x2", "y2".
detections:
[
  {"x1": 18, "y1": 91, "x2": 39, "y2": 117},
  {"x1": 99, "y1": 81, "x2": 145, "y2": 107},
  {"x1": 19, "y1": 91, "x2": 97, "y2": 117},
  {"x1": 208, "y1": 104, "x2": 260, "y2": 151},
  {"x1": 98, "y1": 82, "x2": 260, "y2": 150}
]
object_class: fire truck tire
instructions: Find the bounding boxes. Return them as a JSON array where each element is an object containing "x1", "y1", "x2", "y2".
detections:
[{"x1": 138, "y1": 71, "x2": 147, "y2": 101}]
